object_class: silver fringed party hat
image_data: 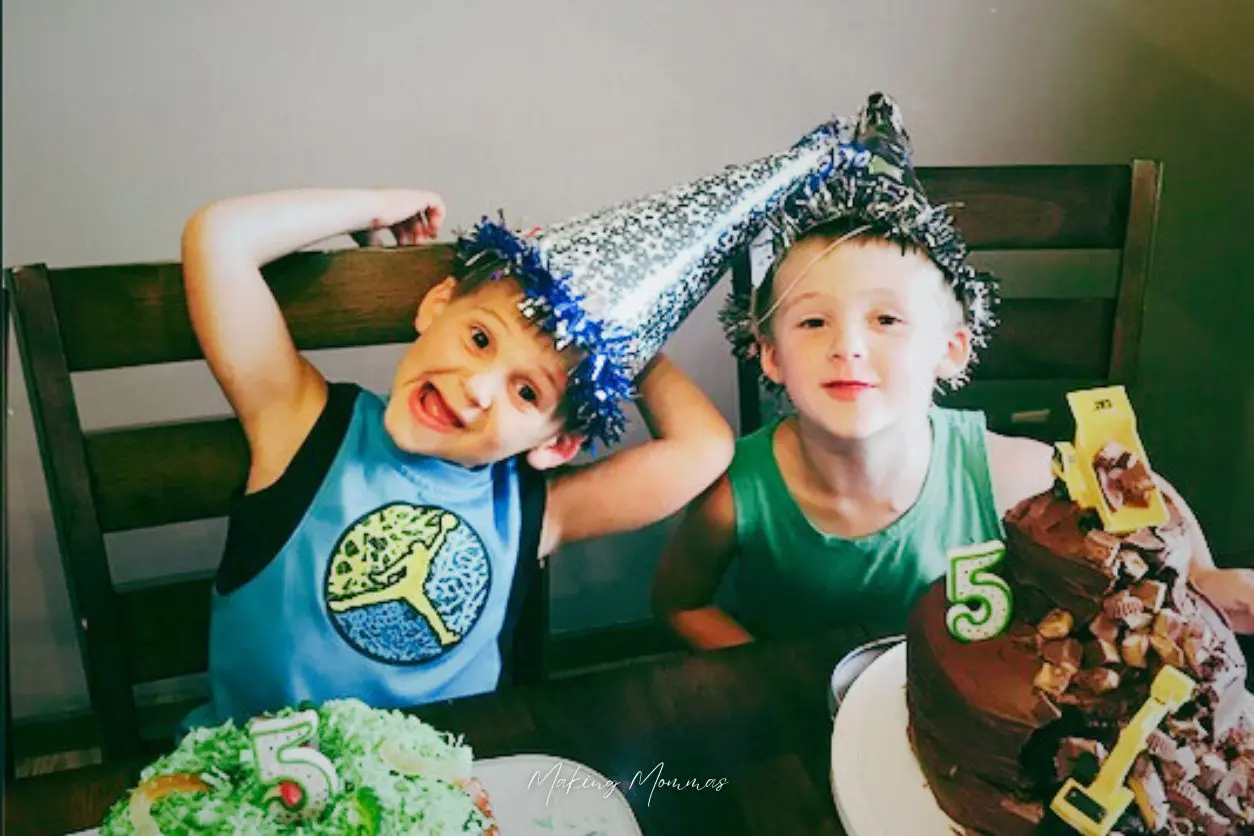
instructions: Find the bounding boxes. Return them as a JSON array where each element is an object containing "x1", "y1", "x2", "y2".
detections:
[
  {"x1": 456, "y1": 118, "x2": 858, "y2": 448},
  {"x1": 720, "y1": 92, "x2": 1001, "y2": 392}
]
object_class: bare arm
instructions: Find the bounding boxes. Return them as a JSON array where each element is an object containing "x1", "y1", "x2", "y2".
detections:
[
  {"x1": 538, "y1": 353, "x2": 734, "y2": 554},
  {"x1": 650, "y1": 474, "x2": 754, "y2": 651},
  {"x1": 181, "y1": 188, "x2": 443, "y2": 489},
  {"x1": 984, "y1": 430, "x2": 1056, "y2": 517}
]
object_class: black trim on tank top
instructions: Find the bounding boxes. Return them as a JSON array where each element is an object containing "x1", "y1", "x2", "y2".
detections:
[
  {"x1": 214, "y1": 382, "x2": 363, "y2": 595},
  {"x1": 497, "y1": 459, "x2": 548, "y2": 681}
]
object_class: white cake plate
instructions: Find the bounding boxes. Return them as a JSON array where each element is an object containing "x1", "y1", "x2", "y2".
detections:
[
  {"x1": 65, "y1": 753, "x2": 642, "y2": 836},
  {"x1": 830, "y1": 642, "x2": 963, "y2": 836}
]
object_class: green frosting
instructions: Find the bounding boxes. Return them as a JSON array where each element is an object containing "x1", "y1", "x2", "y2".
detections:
[{"x1": 100, "y1": 699, "x2": 491, "y2": 835}]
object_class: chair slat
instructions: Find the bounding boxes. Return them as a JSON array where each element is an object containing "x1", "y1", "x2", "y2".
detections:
[
  {"x1": 8, "y1": 265, "x2": 140, "y2": 760},
  {"x1": 117, "y1": 576, "x2": 212, "y2": 684},
  {"x1": 86, "y1": 418, "x2": 247, "y2": 533},
  {"x1": 918, "y1": 165, "x2": 1131, "y2": 249},
  {"x1": 51, "y1": 246, "x2": 455, "y2": 373},
  {"x1": 975, "y1": 298, "x2": 1114, "y2": 380}
]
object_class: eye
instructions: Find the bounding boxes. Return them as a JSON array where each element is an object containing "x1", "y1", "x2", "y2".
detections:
[
  {"x1": 518, "y1": 383, "x2": 539, "y2": 405},
  {"x1": 470, "y1": 326, "x2": 491, "y2": 349},
  {"x1": 876, "y1": 314, "x2": 904, "y2": 327},
  {"x1": 798, "y1": 316, "x2": 826, "y2": 329}
]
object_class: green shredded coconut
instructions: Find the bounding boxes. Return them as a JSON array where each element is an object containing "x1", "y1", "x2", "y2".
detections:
[{"x1": 99, "y1": 699, "x2": 491, "y2": 835}]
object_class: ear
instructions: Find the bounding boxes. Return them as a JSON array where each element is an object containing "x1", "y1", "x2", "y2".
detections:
[
  {"x1": 935, "y1": 324, "x2": 973, "y2": 382},
  {"x1": 525, "y1": 431, "x2": 585, "y2": 471},
  {"x1": 415, "y1": 276, "x2": 458, "y2": 333},
  {"x1": 758, "y1": 337, "x2": 785, "y2": 386}
]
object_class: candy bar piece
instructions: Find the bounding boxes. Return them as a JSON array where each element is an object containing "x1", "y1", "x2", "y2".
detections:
[
  {"x1": 1164, "y1": 814, "x2": 1196, "y2": 836},
  {"x1": 1154, "y1": 610, "x2": 1189, "y2": 644},
  {"x1": 1105, "y1": 590, "x2": 1146, "y2": 622},
  {"x1": 1183, "y1": 634, "x2": 1211, "y2": 673},
  {"x1": 1126, "y1": 528, "x2": 1166, "y2": 555},
  {"x1": 1055, "y1": 737, "x2": 1107, "y2": 781},
  {"x1": 1033, "y1": 662, "x2": 1073, "y2": 698},
  {"x1": 1197, "y1": 751, "x2": 1227, "y2": 792},
  {"x1": 1130, "y1": 756, "x2": 1169, "y2": 832},
  {"x1": 1147, "y1": 729, "x2": 1179, "y2": 759},
  {"x1": 1120, "y1": 549, "x2": 1150, "y2": 581},
  {"x1": 1122, "y1": 458, "x2": 1156, "y2": 508},
  {"x1": 1042, "y1": 638, "x2": 1084, "y2": 673},
  {"x1": 1095, "y1": 440, "x2": 1130, "y2": 468},
  {"x1": 1122, "y1": 631, "x2": 1151, "y2": 668},
  {"x1": 1085, "y1": 637, "x2": 1123, "y2": 667},
  {"x1": 1166, "y1": 778, "x2": 1207, "y2": 812},
  {"x1": 1166, "y1": 717, "x2": 1208, "y2": 743},
  {"x1": 1037, "y1": 609, "x2": 1074, "y2": 640},
  {"x1": 1089, "y1": 613, "x2": 1122, "y2": 644},
  {"x1": 1132, "y1": 579, "x2": 1168, "y2": 612},
  {"x1": 1074, "y1": 667, "x2": 1121, "y2": 694},
  {"x1": 1161, "y1": 746, "x2": 1202, "y2": 784},
  {"x1": 1196, "y1": 808, "x2": 1231, "y2": 836},
  {"x1": 1124, "y1": 611, "x2": 1154, "y2": 631},
  {"x1": 1098, "y1": 468, "x2": 1126, "y2": 511},
  {"x1": 1150, "y1": 633, "x2": 1187, "y2": 668},
  {"x1": 1083, "y1": 530, "x2": 1122, "y2": 569},
  {"x1": 1216, "y1": 760, "x2": 1250, "y2": 798},
  {"x1": 1215, "y1": 790, "x2": 1243, "y2": 820}
]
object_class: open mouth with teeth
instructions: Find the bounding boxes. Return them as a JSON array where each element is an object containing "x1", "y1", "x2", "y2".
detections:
[{"x1": 410, "y1": 382, "x2": 465, "y2": 432}]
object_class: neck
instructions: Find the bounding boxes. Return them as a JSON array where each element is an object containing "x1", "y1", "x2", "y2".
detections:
[{"x1": 790, "y1": 409, "x2": 934, "y2": 509}]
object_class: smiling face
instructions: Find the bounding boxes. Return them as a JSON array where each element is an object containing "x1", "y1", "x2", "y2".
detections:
[
  {"x1": 756, "y1": 231, "x2": 972, "y2": 441},
  {"x1": 383, "y1": 275, "x2": 585, "y2": 470}
]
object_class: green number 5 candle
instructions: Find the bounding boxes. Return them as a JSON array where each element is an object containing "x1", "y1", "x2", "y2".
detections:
[{"x1": 946, "y1": 540, "x2": 1014, "y2": 643}]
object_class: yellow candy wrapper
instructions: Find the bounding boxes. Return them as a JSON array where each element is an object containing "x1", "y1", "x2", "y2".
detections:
[{"x1": 1051, "y1": 385, "x2": 1168, "y2": 534}]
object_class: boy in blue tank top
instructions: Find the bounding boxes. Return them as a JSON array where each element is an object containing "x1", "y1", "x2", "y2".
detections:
[
  {"x1": 177, "y1": 115, "x2": 850, "y2": 730},
  {"x1": 653, "y1": 93, "x2": 1248, "y2": 647},
  {"x1": 177, "y1": 188, "x2": 737, "y2": 730}
]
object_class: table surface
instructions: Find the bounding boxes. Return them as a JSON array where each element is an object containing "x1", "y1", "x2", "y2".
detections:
[{"x1": 5, "y1": 626, "x2": 872, "y2": 836}]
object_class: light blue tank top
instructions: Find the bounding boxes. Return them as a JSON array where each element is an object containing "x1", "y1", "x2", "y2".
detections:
[
  {"x1": 727, "y1": 407, "x2": 1003, "y2": 639},
  {"x1": 187, "y1": 388, "x2": 527, "y2": 730}
]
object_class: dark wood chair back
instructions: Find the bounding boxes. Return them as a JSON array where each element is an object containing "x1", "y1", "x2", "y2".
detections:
[
  {"x1": 733, "y1": 161, "x2": 1163, "y2": 442},
  {"x1": 7, "y1": 245, "x2": 549, "y2": 764}
]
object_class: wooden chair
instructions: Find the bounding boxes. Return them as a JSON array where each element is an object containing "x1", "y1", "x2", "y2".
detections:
[
  {"x1": 733, "y1": 161, "x2": 1163, "y2": 442},
  {"x1": 7, "y1": 245, "x2": 550, "y2": 766}
]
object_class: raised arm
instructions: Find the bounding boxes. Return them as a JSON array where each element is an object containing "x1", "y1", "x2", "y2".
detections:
[
  {"x1": 181, "y1": 188, "x2": 443, "y2": 488},
  {"x1": 650, "y1": 474, "x2": 754, "y2": 651},
  {"x1": 538, "y1": 353, "x2": 734, "y2": 554}
]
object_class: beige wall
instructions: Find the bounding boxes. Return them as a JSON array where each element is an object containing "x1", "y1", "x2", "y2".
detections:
[{"x1": 5, "y1": 0, "x2": 1252, "y2": 720}]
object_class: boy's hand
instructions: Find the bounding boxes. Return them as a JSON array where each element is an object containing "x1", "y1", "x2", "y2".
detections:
[{"x1": 349, "y1": 191, "x2": 446, "y2": 247}]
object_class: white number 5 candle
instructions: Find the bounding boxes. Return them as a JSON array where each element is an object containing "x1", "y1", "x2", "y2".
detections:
[
  {"x1": 946, "y1": 540, "x2": 1014, "y2": 643},
  {"x1": 248, "y1": 710, "x2": 341, "y2": 822}
]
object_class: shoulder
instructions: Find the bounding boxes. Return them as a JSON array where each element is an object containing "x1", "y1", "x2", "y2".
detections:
[
  {"x1": 728, "y1": 417, "x2": 783, "y2": 481},
  {"x1": 984, "y1": 430, "x2": 1055, "y2": 517}
]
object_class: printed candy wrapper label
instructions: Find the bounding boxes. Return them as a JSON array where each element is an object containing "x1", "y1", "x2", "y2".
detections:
[
  {"x1": 945, "y1": 540, "x2": 1013, "y2": 643},
  {"x1": 1052, "y1": 385, "x2": 1168, "y2": 535}
]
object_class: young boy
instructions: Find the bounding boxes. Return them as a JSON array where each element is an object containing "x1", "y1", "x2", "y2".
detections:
[
  {"x1": 652, "y1": 93, "x2": 1250, "y2": 649},
  {"x1": 178, "y1": 187, "x2": 736, "y2": 730}
]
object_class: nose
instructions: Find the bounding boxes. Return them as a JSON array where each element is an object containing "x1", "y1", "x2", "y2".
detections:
[
  {"x1": 827, "y1": 318, "x2": 867, "y2": 360},
  {"x1": 463, "y1": 366, "x2": 506, "y2": 412}
]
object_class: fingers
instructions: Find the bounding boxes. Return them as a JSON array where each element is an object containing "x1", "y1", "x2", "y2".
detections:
[{"x1": 350, "y1": 222, "x2": 388, "y2": 248}]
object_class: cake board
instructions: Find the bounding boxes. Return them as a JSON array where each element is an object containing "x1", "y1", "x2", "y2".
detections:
[
  {"x1": 830, "y1": 642, "x2": 963, "y2": 835},
  {"x1": 64, "y1": 753, "x2": 643, "y2": 836}
]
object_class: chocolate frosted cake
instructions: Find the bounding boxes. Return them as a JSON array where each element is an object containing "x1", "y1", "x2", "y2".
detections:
[{"x1": 907, "y1": 488, "x2": 1254, "y2": 835}]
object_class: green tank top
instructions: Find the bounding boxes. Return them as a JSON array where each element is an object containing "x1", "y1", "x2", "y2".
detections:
[{"x1": 727, "y1": 407, "x2": 1003, "y2": 639}]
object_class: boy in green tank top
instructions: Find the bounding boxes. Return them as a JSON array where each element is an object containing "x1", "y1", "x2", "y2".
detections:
[{"x1": 652, "y1": 93, "x2": 1248, "y2": 647}]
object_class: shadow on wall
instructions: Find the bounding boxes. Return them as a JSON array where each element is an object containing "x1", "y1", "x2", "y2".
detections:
[{"x1": 1080, "y1": 2, "x2": 1254, "y2": 558}]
